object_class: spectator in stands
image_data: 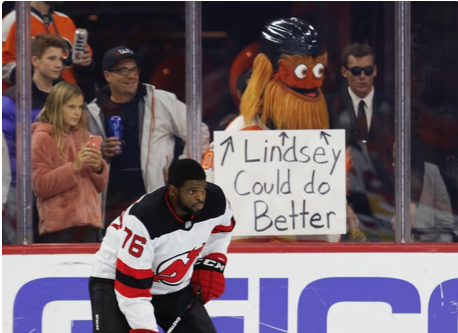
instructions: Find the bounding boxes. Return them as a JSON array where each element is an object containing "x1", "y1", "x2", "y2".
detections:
[
  {"x1": 86, "y1": 46, "x2": 210, "y2": 227},
  {"x1": 32, "y1": 81, "x2": 108, "y2": 243},
  {"x1": 2, "y1": 1, "x2": 94, "y2": 96},
  {"x1": 392, "y1": 140, "x2": 457, "y2": 242},
  {"x1": 326, "y1": 43, "x2": 395, "y2": 240},
  {"x1": 216, "y1": 69, "x2": 252, "y2": 130},
  {"x1": 3, "y1": 33, "x2": 67, "y2": 184},
  {"x1": 2, "y1": 33, "x2": 68, "y2": 244},
  {"x1": 2, "y1": 132, "x2": 14, "y2": 244},
  {"x1": 2, "y1": 133, "x2": 11, "y2": 207}
]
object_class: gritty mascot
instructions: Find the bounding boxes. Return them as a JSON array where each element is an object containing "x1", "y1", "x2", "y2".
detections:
[{"x1": 204, "y1": 17, "x2": 363, "y2": 241}]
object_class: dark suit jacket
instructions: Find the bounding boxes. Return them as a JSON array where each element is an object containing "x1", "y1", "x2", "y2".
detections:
[
  {"x1": 326, "y1": 88, "x2": 396, "y2": 226},
  {"x1": 326, "y1": 87, "x2": 395, "y2": 150}
]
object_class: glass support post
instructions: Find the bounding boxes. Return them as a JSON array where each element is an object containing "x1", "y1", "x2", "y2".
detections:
[
  {"x1": 15, "y1": 1, "x2": 33, "y2": 244},
  {"x1": 394, "y1": 1, "x2": 412, "y2": 243},
  {"x1": 185, "y1": 2, "x2": 202, "y2": 162}
]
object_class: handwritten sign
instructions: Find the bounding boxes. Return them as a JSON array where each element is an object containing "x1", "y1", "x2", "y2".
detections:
[{"x1": 214, "y1": 130, "x2": 346, "y2": 236}]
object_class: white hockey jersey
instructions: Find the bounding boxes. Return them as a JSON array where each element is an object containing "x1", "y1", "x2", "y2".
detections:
[{"x1": 91, "y1": 182, "x2": 235, "y2": 331}]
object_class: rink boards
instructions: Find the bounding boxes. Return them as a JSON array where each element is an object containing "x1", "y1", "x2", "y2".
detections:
[{"x1": 2, "y1": 243, "x2": 458, "y2": 333}]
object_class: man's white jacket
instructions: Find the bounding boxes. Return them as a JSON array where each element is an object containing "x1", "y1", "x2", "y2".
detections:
[{"x1": 86, "y1": 83, "x2": 210, "y2": 193}]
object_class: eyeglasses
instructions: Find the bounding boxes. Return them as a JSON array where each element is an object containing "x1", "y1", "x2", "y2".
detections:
[
  {"x1": 109, "y1": 67, "x2": 141, "y2": 76},
  {"x1": 345, "y1": 65, "x2": 374, "y2": 76}
]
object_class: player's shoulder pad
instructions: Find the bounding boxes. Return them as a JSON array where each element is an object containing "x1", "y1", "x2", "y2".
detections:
[
  {"x1": 129, "y1": 186, "x2": 167, "y2": 223},
  {"x1": 128, "y1": 186, "x2": 182, "y2": 239}
]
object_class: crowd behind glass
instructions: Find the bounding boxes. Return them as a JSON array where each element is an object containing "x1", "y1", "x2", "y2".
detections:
[{"x1": 2, "y1": 2, "x2": 457, "y2": 244}]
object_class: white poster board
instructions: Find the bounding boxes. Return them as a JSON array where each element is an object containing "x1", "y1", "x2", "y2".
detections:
[{"x1": 214, "y1": 129, "x2": 346, "y2": 236}]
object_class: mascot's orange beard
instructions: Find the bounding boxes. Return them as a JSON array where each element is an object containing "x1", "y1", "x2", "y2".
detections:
[{"x1": 260, "y1": 78, "x2": 329, "y2": 130}]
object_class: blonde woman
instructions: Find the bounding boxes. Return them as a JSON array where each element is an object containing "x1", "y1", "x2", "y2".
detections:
[{"x1": 32, "y1": 81, "x2": 108, "y2": 243}]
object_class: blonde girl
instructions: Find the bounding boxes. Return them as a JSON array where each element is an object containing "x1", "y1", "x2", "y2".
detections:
[{"x1": 32, "y1": 81, "x2": 108, "y2": 243}]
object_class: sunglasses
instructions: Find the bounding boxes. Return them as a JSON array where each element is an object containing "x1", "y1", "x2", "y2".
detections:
[{"x1": 345, "y1": 65, "x2": 375, "y2": 76}]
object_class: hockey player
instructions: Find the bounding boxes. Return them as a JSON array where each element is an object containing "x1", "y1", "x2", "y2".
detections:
[{"x1": 89, "y1": 158, "x2": 235, "y2": 333}]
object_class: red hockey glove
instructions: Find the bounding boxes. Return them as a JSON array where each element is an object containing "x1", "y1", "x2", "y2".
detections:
[{"x1": 191, "y1": 253, "x2": 227, "y2": 304}]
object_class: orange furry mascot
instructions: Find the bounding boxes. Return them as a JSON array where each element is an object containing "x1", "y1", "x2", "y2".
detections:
[
  {"x1": 228, "y1": 17, "x2": 329, "y2": 132},
  {"x1": 213, "y1": 18, "x2": 363, "y2": 241}
]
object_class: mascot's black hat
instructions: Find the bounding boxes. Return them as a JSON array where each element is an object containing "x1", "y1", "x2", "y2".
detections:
[{"x1": 259, "y1": 17, "x2": 324, "y2": 69}]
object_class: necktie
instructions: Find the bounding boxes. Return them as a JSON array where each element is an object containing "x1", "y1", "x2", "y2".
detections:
[{"x1": 357, "y1": 100, "x2": 368, "y2": 141}]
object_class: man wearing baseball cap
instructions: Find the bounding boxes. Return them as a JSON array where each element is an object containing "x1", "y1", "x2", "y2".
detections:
[
  {"x1": 86, "y1": 46, "x2": 210, "y2": 228},
  {"x1": 100, "y1": 46, "x2": 142, "y2": 102}
]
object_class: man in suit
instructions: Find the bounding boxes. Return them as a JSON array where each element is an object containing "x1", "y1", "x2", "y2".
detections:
[{"x1": 326, "y1": 43, "x2": 395, "y2": 240}]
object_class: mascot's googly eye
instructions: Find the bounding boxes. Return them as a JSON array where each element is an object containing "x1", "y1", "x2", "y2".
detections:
[
  {"x1": 313, "y1": 63, "x2": 325, "y2": 78},
  {"x1": 294, "y1": 64, "x2": 308, "y2": 79}
]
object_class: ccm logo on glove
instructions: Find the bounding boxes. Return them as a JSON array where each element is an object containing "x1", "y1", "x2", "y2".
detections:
[
  {"x1": 191, "y1": 253, "x2": 227, "y2": 304},
  {"x1": 194, "y1": 257, "x2": 226, "y2": 272}
]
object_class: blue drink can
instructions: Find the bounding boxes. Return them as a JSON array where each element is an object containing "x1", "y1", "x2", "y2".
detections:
[{"x1": 108, "y1": 116, "x2": 123, "y2": 154}]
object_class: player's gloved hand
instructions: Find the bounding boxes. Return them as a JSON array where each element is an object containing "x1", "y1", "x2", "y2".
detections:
[
  {"x1": 191, "y1": 253, "x2": 227, "y2": 304},
  {"x1": 130, "y1": 329, "x2": 159, "y2": 333}
]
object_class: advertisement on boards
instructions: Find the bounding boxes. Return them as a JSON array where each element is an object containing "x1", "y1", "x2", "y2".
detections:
[{"x1": 2, "y1": 251, "x2": 458, "y2": 333}]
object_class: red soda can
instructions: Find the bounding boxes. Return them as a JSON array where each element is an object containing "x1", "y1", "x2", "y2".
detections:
[{"x1": 72, "y1": 29, "x2": 88, "y2": 63}]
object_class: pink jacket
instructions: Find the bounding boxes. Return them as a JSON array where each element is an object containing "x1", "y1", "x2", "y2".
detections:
[{"x1": 32, "y1": 122, "x2": 108, "y2": 235}]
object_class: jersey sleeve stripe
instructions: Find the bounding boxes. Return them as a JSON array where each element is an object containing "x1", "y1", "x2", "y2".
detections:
[
  {"x1": 116, "y1": 268, "x2": 154, "y2": 290},
  {"x1": 211, "y1": 217, "x2": 236, "y2": 233},
  {"x1": 116, "y1": 258, "x2": 155, "y2": 279},
  {"x1": 115, "y1": 279, "x2": 152, "y2": 299}
]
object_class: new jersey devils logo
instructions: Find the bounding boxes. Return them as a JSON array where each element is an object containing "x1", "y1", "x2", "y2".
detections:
[{"x1": 154, "y1": 244, "x2": 205, "y2": 286}]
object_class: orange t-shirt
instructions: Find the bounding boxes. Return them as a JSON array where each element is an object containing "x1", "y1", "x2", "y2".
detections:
[{"x1": 2, "y1": 9, "x2": 93, "y2": 91}]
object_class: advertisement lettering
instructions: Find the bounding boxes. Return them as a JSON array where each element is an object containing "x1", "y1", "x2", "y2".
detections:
[{"x1": 11, "y1": 277, "x2": 458, "y2": 333}]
